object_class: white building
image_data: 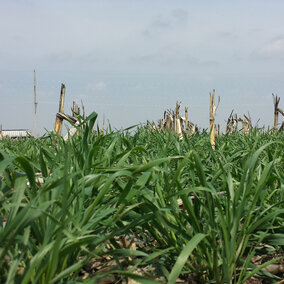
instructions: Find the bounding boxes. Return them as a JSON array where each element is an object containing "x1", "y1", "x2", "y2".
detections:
[{"x1": 0, "y1": 129, "x2": 32, "y2": 139}]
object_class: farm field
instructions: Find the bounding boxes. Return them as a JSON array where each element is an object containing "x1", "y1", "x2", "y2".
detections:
[{"x1": 0, "y1": 113, "x2": 283, "y2": 283}]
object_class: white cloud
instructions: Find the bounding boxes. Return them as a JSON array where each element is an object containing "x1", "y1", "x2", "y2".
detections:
[
  {"x1": 130, "y1": 47, "x2": 217, "y2": 70},
  {"x1": 142, "y1": 8, "x2": 188, "y2": 38},
  {"x1": 171, "y1": 8, "x2": 188, "y2": 24},
  {"x1": 252, "y1": 36, "x2": 284, "y2": 59},
  {"x1": 86, "y1": 81, "x2": 107, "y2": 93}
]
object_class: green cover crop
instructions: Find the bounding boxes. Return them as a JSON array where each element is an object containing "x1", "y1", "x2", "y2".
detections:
[{"x1": 0, "y1": 113, "x2": 283, "y2": 283}]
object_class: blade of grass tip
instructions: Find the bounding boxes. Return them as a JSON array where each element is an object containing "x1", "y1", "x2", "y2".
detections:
[
  {"x1": 173, "y1": 151, "x2": 193, "y2": 182},
  {"x1": 239, "y1": 142, "x2": 274, "y2": 196},
  {"x1": 241, "y1": 160, "x2": 274, "y2": 232},
  {"x1": 39, "y1": 148, "x2": 48, "y2": 178},
  {"x1": 13, "y1": 156, "x2": 36, "y2": 192},
  {"x1": 192, "y1": 151, "x2": 207, "y2": 187},
  {"x1": 136, "y1": 171, "x2": 152, "y2": 187},
  {"x1": 45, "y1": 233, "x2": 63, "y2": 283},
  {"x1": 120, "y1": 136, "x2": 131, "y2": 149},
  {"x1": 5, "y1": 258, "x2": 21, "y2": 284},
  {"x1": 213, "y1": 197, "x2": 233, "y2": 282},
  {"x1": 140, "y1": 247, "x2": 174, "y2": 265},
  {"x1": 263, "y1": 233, "x2": 284, "y2": 246},
  {"x1": 85, "y1": 112, "x2": 98, "y2": 132},
  {"x1": 104, "y1": 248, "x2": 148, "y2": 258},
  {"x1": 249, "y1": 208, "x2": 284, "y2": 233},
  {"x1": 60, "y1": 235, "x2": 108, "y2": 257},
  {"x1": 0, "y1": 153, "x2": 14, "y2": 173},
  {"x1": 132, "y1": 156, "x2": 182, "y2": 174},
  {"x1": 193, "y1": 151, "x2": 217, "y2": 262},
  {"x1": 116, "y1": 150, "x2": 132, "y2": 168},
  {"x1": 168, "y1": 233, "x2": 206, "y2": 284},
  {"x1": 21, "y1": 241, "x2": 56, "y2": 284},
  {"x1": 82, "y1": 170, "x2": 133, "y2": 225},
  {"x1": 103, "y1": 137, "x2": 119, "y2": 165},
  {"x1": 227, "y1": 171, "x2": 234, "y2": 202},
  {"x1": 241, "y1": 257, "x2": 282, "y2": 284},
  {"x1": 6, "y1": 177, "x2": 26, "y2": 224},
  {"x1": 40, "y1": 147, "x2": 55, "y2": 166},
  {"x1": 232, "y1": 145, "x2": 275, "y2": 248},
  {"x1": 155, "y1": 180, "x2": 167, "y2": 208},
  {"x1": 0, "y1": 205, "x2": 46, "y2": 247},
  {"x1": 116, "y1": 179, "x2": 134, "y2": 206},
  {"x1": 171, "y1": 186, "x2": 215, "y2": 233},
  {"x1": 120, "y1": 124, "x2": 140, "y2": 133},
  {"x1": 49, "y1": 256, "x2": 87, "y2": 284},
  {"x1": 236, "y1": 164, "x2": 279, "y2": 255}
]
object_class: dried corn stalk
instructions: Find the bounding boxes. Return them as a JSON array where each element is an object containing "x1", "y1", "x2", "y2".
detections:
[
  {"x1": 226, "y1": 110, "x2": 234, "y2": 134},
  {"x1": 272, "y1": 94, "x2": 280, "y2": 132},
  {"x1": 244, "y1": 113, "x2": 252, "y2": 133},
  {"x1": 175, "y1": 102, "x2": 183, "y2": 140},
  {"x1": 185, "y1": 107, "x2": 189, "y2": 136},
  {"x1": 272, "y1": 94, "x2": 283, "y2": 132},
  {"x1": 226, "y1": 111, "x2": 239, "y2": 134},
  {"x1": 215, "y1": 124, "x2": 220, "y2": 136},
  {"x1": 152, "y1": 103, "x2": 195, "y2": 138},
  {"x1": 238, "y1": 117, "x2": 247, "y2": 135},
  {"x1": 72, "y1": 101, "x2": 80, "y2": 118},
  {"x1": 209, "y1": 90, "x2": 220, "y2": 149},
  {"x1": 54, "y1": 84, "x2": 66, "y2": 135}
]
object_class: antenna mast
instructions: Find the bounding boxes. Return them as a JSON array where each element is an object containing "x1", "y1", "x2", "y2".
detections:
[{"x1": 33, "y1": 70, "x2": 38, "y2": 137}]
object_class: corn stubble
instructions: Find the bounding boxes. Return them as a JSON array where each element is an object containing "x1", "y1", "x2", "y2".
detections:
[{"x1": 0, "y1": 113, "x2": 283, "y2": 283}]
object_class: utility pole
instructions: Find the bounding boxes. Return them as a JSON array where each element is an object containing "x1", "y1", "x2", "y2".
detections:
[{"x1": 33, "y1": 70, "x2": 38, "y2": 137}]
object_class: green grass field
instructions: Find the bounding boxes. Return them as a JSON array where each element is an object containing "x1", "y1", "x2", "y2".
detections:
[{"x1": 0, "y1": 113, "x2": 283, "y2": 283}]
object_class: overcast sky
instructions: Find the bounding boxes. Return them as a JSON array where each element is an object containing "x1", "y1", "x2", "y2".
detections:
[{"x1": 1, "y1": 0, "x2": 284, "y2": 135}]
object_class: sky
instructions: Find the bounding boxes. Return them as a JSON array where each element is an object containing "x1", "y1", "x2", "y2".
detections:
[{"x1": 0, "y1": 0, "x2": 284, "y2": 135}]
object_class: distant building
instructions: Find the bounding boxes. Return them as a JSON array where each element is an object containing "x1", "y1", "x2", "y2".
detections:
[{"x1": 0, "y1": 129, "x2": 32, "y2": 139}]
